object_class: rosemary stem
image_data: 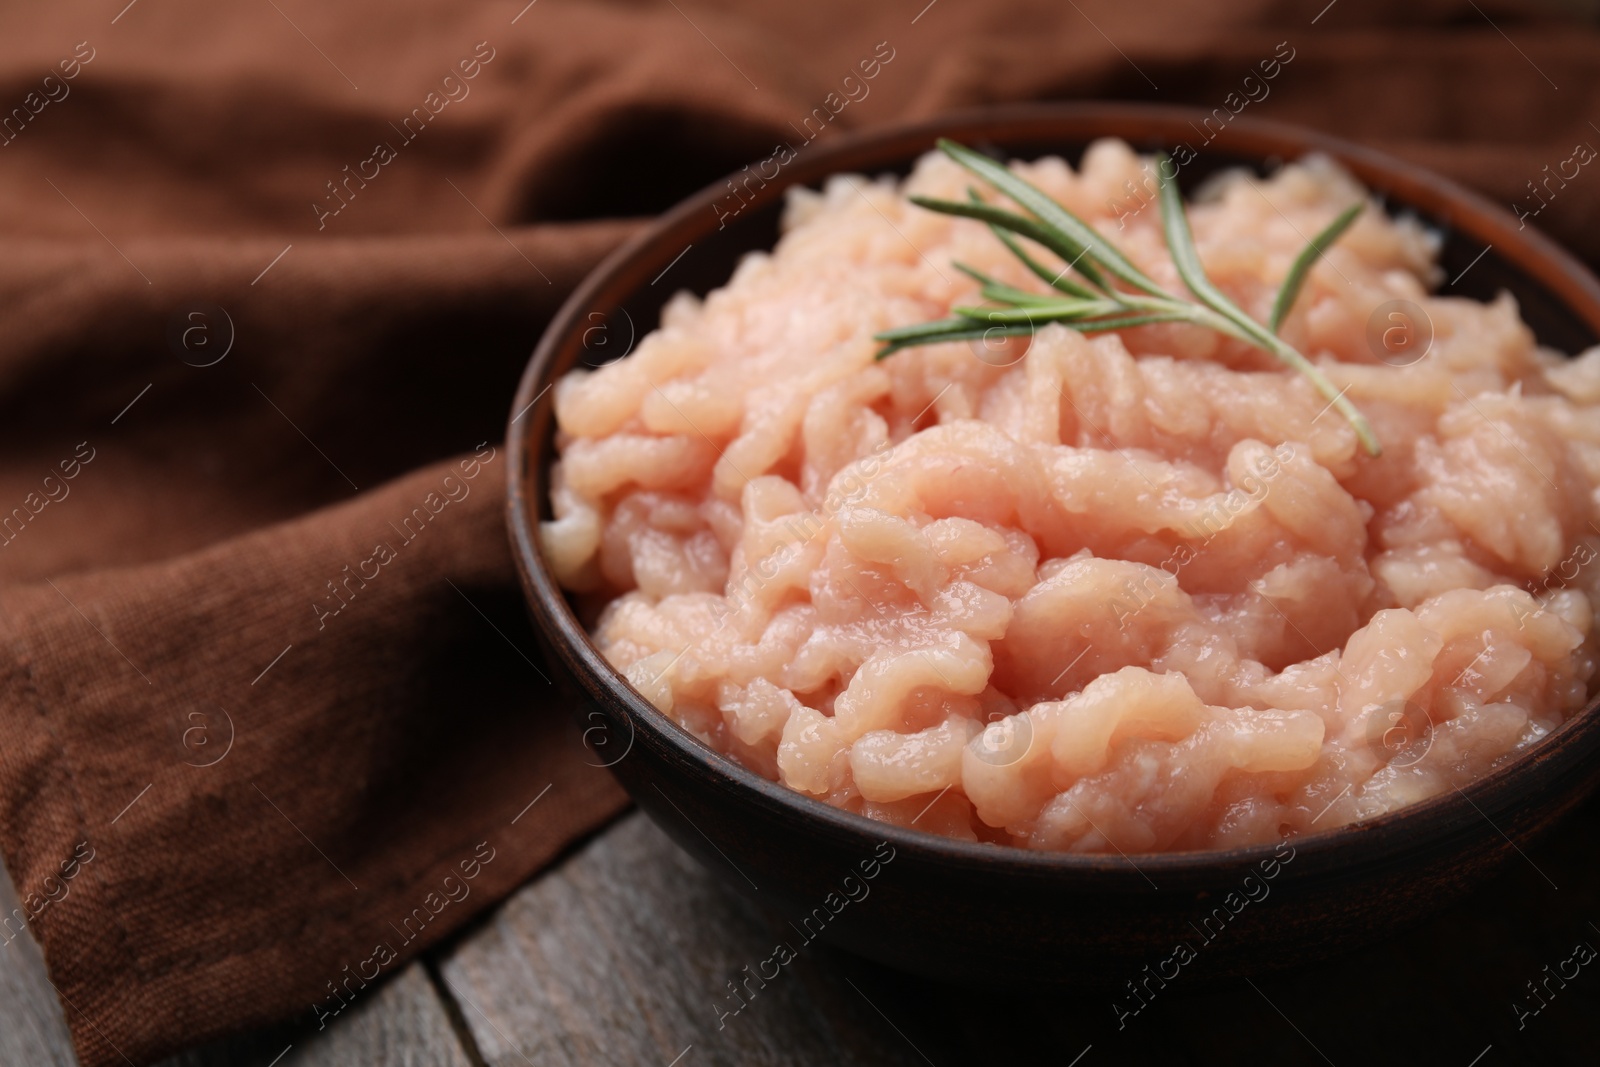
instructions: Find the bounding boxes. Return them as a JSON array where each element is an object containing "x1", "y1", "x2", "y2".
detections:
[
  {"x1": 876, "y1": 139, "x2": 1382, "y2": 457},
  {"x1": 1257, "y1": 334, "x2": 1381, "y2": 455}
]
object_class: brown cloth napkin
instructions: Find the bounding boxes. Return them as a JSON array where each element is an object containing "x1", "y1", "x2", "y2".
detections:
[{"x1": 0, "y1": 1, "x2": 1596, "y2": 1064}]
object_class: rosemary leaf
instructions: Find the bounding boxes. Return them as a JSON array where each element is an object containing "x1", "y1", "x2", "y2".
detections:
[
  {"x1": 952, "y1": 261, "x2": 1004, "y2": 287},
  {"x1": 935, "y1": 138, "x2": 1170, "y2": 299},
  {"x1": 967, "y1": 187, "x2": 1101, "y2": 300},
  {"x1": 1064, "y1": 311, "x2": 1195, "y2": 333},
  {"x1": 1269, "y1": 202, "x2": 1363, "y2": 333},
  {"x1": 950, "y1": 300, "x2": 1122, "y2": 325},
  {"x1": 874, "y1": 316, "x2": 980, "y2": 343},
  {"x1": 1154, "y1": 155, "x2": 1381, "y2": 456},
  {"x1": 874, "y1": 323, "x2": 1036, "y2": 358},
  {"x1": 881, "y1": 140, "x2": 1380, "y2": 456},
  {"x1": 1154, "y1": 152, "x2": 1256, "y2": 332},
  {"x1": 950, "y1": 262, "x2": 1063, "y2": 306},
  {"x1": 986, "y1": 224, "x2": 1102, "y2": 301},
  {"x1": 909, "y1": 195, "x2": 1109, "y2": 293},
  {"x1": 980, "y1": 285, "x2": 1073, "y2": 307}
]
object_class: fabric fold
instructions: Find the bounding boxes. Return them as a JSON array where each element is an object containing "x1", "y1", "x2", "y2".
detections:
[{"x1": 0, "y1": 454, "x2": 627, "y2": 1065}]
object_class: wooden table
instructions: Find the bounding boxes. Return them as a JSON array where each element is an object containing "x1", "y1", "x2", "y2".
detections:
[{"x1": 6, "y1": 793, "x2": 1600, "y2": 1066}]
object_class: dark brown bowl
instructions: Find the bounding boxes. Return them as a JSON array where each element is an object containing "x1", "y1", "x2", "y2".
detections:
[{"x1": 505, "y1": 103, "x2": 1600, "y2": 986}]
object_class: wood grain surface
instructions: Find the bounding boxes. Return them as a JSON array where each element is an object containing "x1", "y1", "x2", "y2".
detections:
[
  {"x1": 7, "y1": 796, "x2": 1600, "y2": 1066},
  {"x1": 437, "y1": 812, "x2": 926, "y2": 1067},
  {"x1": 0, "y1": 858, "x2": 79, "y2": 1067},
  {"x1": 156, "y1": 964, "x2": 477, "y2": 1067}
]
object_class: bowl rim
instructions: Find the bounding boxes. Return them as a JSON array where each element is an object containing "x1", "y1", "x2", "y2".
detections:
[{"x1": 507, "y1": 101, "x2": 1600, "y2": 876}]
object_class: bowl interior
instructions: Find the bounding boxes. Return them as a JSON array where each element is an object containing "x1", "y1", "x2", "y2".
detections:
[
  {"x1": 558, "y1": 104, "x2": 1600, "y2": 380},
  {"x1": 508, "y1": 103, "x2": 1600, "y2": 872}
]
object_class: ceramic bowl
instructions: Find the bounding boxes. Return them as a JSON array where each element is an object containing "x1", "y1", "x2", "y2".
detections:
[{"x1": 506, "y1": 103, "x2": 1600, "y2": 985}]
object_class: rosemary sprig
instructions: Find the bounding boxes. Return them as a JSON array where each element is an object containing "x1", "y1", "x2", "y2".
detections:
[
  {"x1": 1269, "y1": 202, "x2": 1363, "y2": 333},
  {"x1": 874, "y1": 139, "x2": 1380, "y2": 457}
]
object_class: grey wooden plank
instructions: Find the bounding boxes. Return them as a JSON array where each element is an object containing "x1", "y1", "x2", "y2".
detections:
[
  {"x1": 0, "y1": 857, "x2": 81, "y2": 1067},
  {"x1": 439, "y1": 812, "x2": 928, "y2": 1067},
  {"x1": 157, "y1": 963, "x2": 477, "y2": 1067},
  {"x1": 277, "y1": 963, "x2": 478, "y2": 1067}
]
